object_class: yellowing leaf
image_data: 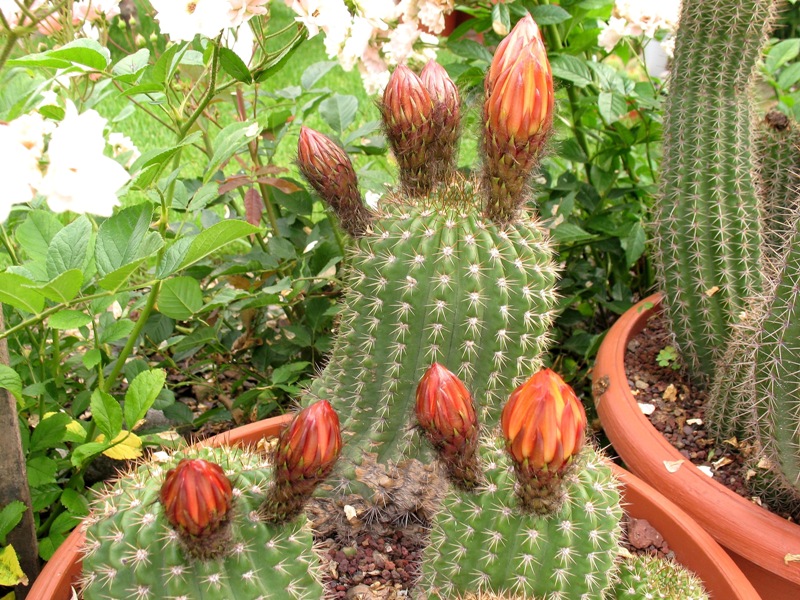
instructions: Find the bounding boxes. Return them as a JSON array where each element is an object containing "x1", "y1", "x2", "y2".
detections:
[
  {"x1": 0, "y1": 544, "x2": 29, "y2": 586},
  {"x1": 98, "y1": 431, "x2": 143, "y2": 460},
  {"x1": 65, "y1": 420, "x2": 87, "y2": 442},
  {"x1": 2, "y1": 590, "x2": 15, "y2": 600}
]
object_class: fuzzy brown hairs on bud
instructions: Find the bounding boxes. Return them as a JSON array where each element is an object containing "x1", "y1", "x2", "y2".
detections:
[
  {"x1": 482, "y1": 14, "x2": 554, "y2": 224},
  {"x1": 263, "y1": 400, "x2": 342, "y2": 522},
  {"x1": 420, "y1": 60, "x2": 462, "y2": 186},
  {"x1": 379, "y1": 65, "x2": 439, "y2": 196},
  {"x1": 297, "y1": 126, "x2": 372, "y2": 237},
  {"x1": 415, "y1": 363, "x2": 481, "y2": 489}
]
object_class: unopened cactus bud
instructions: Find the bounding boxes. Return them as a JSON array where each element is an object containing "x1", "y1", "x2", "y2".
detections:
[
  {"x1": 159, "y1": 458, "x2": 234, "y2": 559},
  {"x1": 420, "y1": 60, "x2": 461, "y2": 184},
  {"x1": 264, "y1": 399, "x2": 342, "y2": 522},
  {"x1": 416, "y1": 363, "x2": 480, "y2": 488},
  {"x1": 298, "y1": 126, "x2": 371, "y2": 236},
  {"x1": 501, "y1": 368, "x2": 586, "y2": 513},
  {"x1": 483, "y1": 13, "x2": 554, "y2": 223},
  {"x1": 380, "y1": 65, "x2": 437, "y2": 196}
]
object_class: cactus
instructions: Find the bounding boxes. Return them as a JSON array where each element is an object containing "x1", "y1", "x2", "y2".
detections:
[
  {"x1": 79, "y1": 400, "x2": 341, "y2": 600},
  {"x1": 612, "y1": 553, "x2": 709, "y2": 600},
  {"x1": 652, "y1": 0, "x2": 800, "y2": 513}
]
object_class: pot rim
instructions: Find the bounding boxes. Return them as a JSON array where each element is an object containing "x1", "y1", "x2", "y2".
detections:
[{"x1": 593, "y1": 292, "x2": 800, "y2": 589}]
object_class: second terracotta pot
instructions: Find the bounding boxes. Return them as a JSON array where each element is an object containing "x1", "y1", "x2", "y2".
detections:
[{"x1": 593, "y1": 293, "x2": 800, "y2": 597}]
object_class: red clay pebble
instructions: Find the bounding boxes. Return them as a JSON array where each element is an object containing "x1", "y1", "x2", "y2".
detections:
[{"x1": 628, "y1": 517, "x2": 663, "y2": 549}]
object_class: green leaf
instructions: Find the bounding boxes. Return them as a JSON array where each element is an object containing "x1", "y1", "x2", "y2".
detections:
[
  {"x1": 96, "y1": 203, "x2": 162, "y2": 278},
  {"x1": 529, "y1": 5, "x2": 571, "y2": 25},
  {"x1": 98, "y1": 318, "x2": 135, "y2": 344},
  {"x1": 26, "y1": 456, "x2": 58, "y2": 488},
  {"x1": 0, "y1": 502, "x2": 26, "y2": 544},
  {"x1": 778, "y1": 62, "x2": 800, "y2": 89},
  {"x1": 98, "y1": 261, "x2": 145, "y2": 291},
  {"x1": 15, "y1": 210, "x2": 62, "y2": 261},
  {"x1": 129, "y1": 132, "x2": 202, "y2": 185},
  {"x1": 0, "y1": 273, "x2": 45, "y2": 313},
  {"x1": 0, "y1": 544, "x2": 28, "y2": 587},
  {"x1": 551, "y1": 222, "x2": 595, "y2": 244},
  {"x1": 319, "y1": 95, "x2": 358, "y2": 133},
  {"x1": 124, "y1": 369, "x2": 166, "y2": 430},
  {"x1": 0, "y1": 365, "x2": 23, "y2": 402},
  {"x1": 178, "y1": 220, "x2": 260, "y2": 271},
  {"x1": 271, "y1": 361, "x2": 310, "y2": 385},
  {"x1": 219, "y1": 47, "x2": 252, "y2": 83},
  {"x1": 90, "y1": 389, "x2": 123, "y2": 440},
  {"x1": 112, "y1": 48, "x2": 150, "y2": 82},
  {"x1": 204, "y1": 121, "x2": 261, "y2": 184},
  {"x1": 621, "y1": 221, "x2": 646, "y2": 266},
  {"x1": 70, "y1": 442, "x2": 109, "y2": 468},
  {"x1": 60, "y1": 489, "x2": 89, "y2": 517},
  {"x1": 158, "y1": 276, "x2": 203, "y2": 320},
  {"x1": 29, "y1": 412, "x2": 71, "y2": 453},
  {"x1": 48, "y1": 310, "x2": 91, "y2": 330},
  {"x1": 83, "y1": 348, "x2": 102, "y2": 370},
  {"x1": 253, "y1": 29, "x2": 308, "y2": 82},
  {"x1": 9, "y1": 38, "x2": 109, "y2": 71},
  {"x1": 491, "y1": 2, "x2": 511, "y2": 35},
  {"x1": 550, "y1": 55, "x2": 593, "y2": 87},
  {"x1": 45, "y1": 216, "x2": 92, "y2": 279},
  {"x1": 597, "y1": 91, "x2": 628, "y2": 123},
  {"x1": 301, "y1": 61, "x2": 336, "y2": 89},
  {"x1": 156, "y1": 237, "x2": 194, "y2": 279},
  {"x1": 447, "y1": 38, "x2": 493, "y2": 63},
  {"x1": 766, "y1": 39, "x2": 800, "y2": 73},
  {"x1": 33, "y1": 269, "x2": 83, "y2": 303}
]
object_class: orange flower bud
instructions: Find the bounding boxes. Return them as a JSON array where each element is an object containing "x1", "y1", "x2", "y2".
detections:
[
  {"x1": 416, "y1": 363, "x2": 481, "y2": 488},
  {"x1": 160, "y1": 458, "x2": 233, "y2": 538},
  {"x1": 501, "y1": 368, "x2": 586, "y2": 474},
  {"x1": 482, "y1": 14, "x2": 555, "y2": 222},
  {"x1": 275, "y1": 399, "x2": 342, "y2": 483},
  {"x1": 297, "y1": 126, "x2": 369, "y2": 236}
]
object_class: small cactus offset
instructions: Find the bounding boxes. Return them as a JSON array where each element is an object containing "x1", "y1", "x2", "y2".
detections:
[{"x1": 80, "y1": 400, "x2": 342, "y2": 600}]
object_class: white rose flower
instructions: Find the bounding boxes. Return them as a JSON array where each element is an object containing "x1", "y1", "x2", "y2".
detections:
[
  {"x1": 228, "y1": 0, "x2": 268, "y2": 28},
  {"x1": 598, "y1": 16, "x2": 628, "y2": 53},
  {"x1": 107, "y1": 132, "x2": 141, "y2": 168},
  {"x1": 0, "y1": 123, "x2": 44, "y2": 222},
  {"x1": 339, "y1": 16, "x2": 374, "y2": 71},
  {"x1": 150, "y1": 0, "x2": 232, "y2": 42},
  {"x1": 38, "y1": 104, "x2": 130, "y2": 217}
]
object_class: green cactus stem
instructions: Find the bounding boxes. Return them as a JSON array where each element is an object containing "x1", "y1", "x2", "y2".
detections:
[
  {"x1": 653, "y1": 0, "x2": 775, "y2": 381},
  {"x1": 611, "y1": 553, "x2": 709, "y2": 600},
  {"x1": 80, "y1": 446, "x2": 324, "y2": 600}
]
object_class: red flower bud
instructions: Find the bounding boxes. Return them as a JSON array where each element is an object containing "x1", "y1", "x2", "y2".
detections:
[
  {"x1": 482, "y1": 14, "x2": 555, "y2": 222},
  {"x1": 159, "y1": 458, "x2": 233, "y2": 538},
  {"x1": 274, "y1": 399, "x2": 342, "y2": 485},
  {"x1": 297, "y1": 126, "x2": 370, "y2": 236},
  {"x1": 416, "y1": 363, "x2": 480, "y2": 487},
  {"x1": 501, "y1": 368, "x2": 586, "y2": 475},
  {"x1": 420, "y1": 60, "x2": 460, "y2": 124}
]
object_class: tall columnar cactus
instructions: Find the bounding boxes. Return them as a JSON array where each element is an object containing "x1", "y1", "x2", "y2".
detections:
[
  {"x1": 653, "y1": 0, "x2": 774, "y2": 380},
  {"x1": 79, "y1": 401, "x2": 341, "y2": 600},
  {"x1": 297, "y1": 13, "x2": 559, "y2": 497}
]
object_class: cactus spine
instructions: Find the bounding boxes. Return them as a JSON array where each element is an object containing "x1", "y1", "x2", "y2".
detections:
[{"x1": 653, "y1": 0, "x2": 774, "y2": 381}]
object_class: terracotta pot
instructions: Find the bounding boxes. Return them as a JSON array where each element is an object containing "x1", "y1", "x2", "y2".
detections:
[
  {"x1": 593, "y1": 293, "x2": 800, "y2": 597},
  {"x1": 29, "y1": 412, "x2": 757, "y2": 599}
]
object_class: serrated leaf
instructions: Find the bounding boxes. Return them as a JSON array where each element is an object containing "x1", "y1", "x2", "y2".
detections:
[
  {"x1": 0, "y1": 273, "x2": 45, "y2": 313},
  {"x1": 15, "y1": 210, "x2": 62, "y2": 261},
  {"x1": 301, "y1": 61, "x2": 336, "y2": 89},
  {"x1": 271, "y1": 361, "x2": 310, "y2": 384},
  {"x1": 156, "y1": 237, "x2": 194, "y2": 279},
  {"x1": 112, "y1": 48, "x2": 150, "y2": 82},
  {"x1": 48, "y1": 310, "x2": 91, "y2": 330},
  {"x1": 30, "y1": 412, "x2": 71, "y2": 453},
  {"x1": 97, "y1": 260, "x2": 146, "y2": 291},
  {"x1": 98, "y1": 318, "x2": 135, "y2": 344},
  {"x1": 124, "y1": 368, "x2": 166, "y2": 430},
  {"x1": 95, "y1": 203, "x2": 162, "y2": 279},
  {"x1": 178, "y1": 220, "x2": 260, "y2": 270},
  {"x1": 26, "y1": 456, "x2": 58, "y2": 487},
  {"x1": 158, "y1": 276, "x2": 203, "y2": 320},
  {"x1": 60, "y1": 489, "x2": 89, "y2": 516},
  {"x1": 766, "y1": 39, "x2": 800, "y2": 73},
  {"x1": 45, "y1": 216, "x2": 92, "y2": 279},
  {"x1": 70, "y1": 442, "x2": 108, "y2": 467},
  {"x1": 0, "y1": 502, "x2": 26, "y2": 544},
  {"x1": 32, "y1": 269, "x2": 83, "y2": 303},
  {"x1": 204, "y1": 121, "x2": 261, "y2": 184},
  {"x1": 597, "y1": 91, "x2": 628, "y2": 123},
  {"x1": 0, "y1": 545, "x2": 28, "y2": 587},
  {"x1": 319, "y1": 95, "x2": 358, "y2": 133},
  {"x1": 0, "y1": 365, "x2": 23, "y2": 402},
  {"x1": 9, "y1": 38, "x2": 109, "y2": 71},
  {"x1": 83, "y1": 348, "x2": 102, "y2": 370},
  {"x1": 90, "y1": 389, "x2": 123, "y2": 440},
  {"x1": 529, "y1": 5, "x2": 571, "y2": 25},
  {"x1": 219, "y1": 47, "x2": 252, "y2": 83},
  {"x1": 99, "y1": 431, "x2": 143, "y2": 460},
  {"x1": 550, "y1": 55, "x2": 593, "y2": 87}
]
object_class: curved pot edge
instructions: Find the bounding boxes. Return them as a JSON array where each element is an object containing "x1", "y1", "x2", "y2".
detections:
[{"x1": 592, "y1": 293, "x2": 800, "y2": 589}]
